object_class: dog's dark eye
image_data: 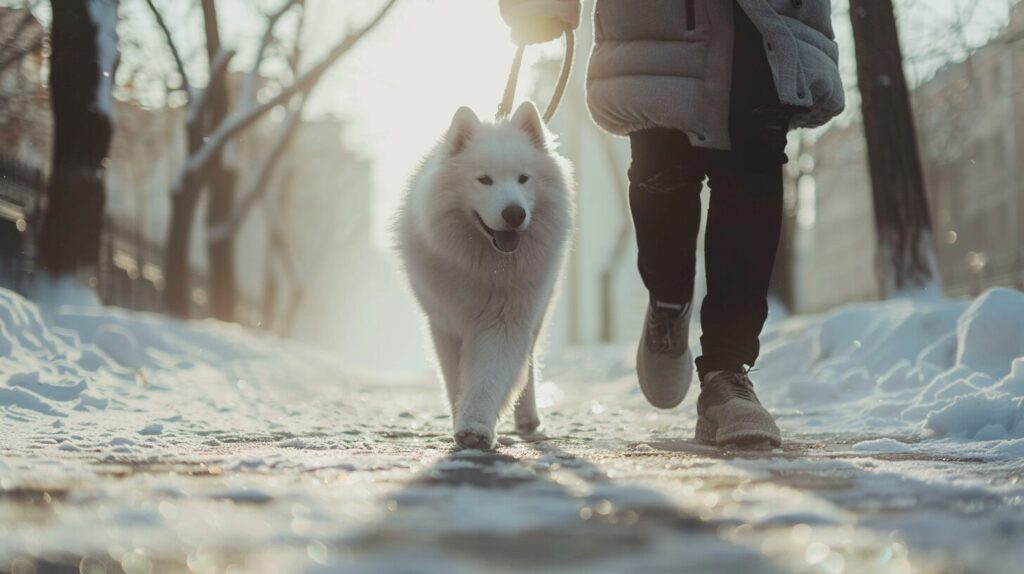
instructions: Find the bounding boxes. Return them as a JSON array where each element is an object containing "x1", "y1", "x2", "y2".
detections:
[
  {"x1": 477, "y1": 175, "x2": 493, "y2": 186},
  {"x1": 518, "y1": 174, "x2": 529, "y2": 184}
]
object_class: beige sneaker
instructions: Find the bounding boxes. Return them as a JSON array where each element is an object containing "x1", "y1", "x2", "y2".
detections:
[
  {"x1": 695, "y1": 370, "x2": 781, "y2": 447},
  {"x1": 636, "y1": 301, "x2": 694, "y2": 409}
]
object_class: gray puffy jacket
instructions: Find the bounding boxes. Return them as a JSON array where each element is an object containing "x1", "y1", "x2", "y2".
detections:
[{"x1": 586, "y1": 0, "x2": 845, "y2": 148}]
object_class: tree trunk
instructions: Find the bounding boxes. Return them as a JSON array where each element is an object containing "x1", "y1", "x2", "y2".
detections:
[
  {"x1": 206, "y1": 168, "x2": 237, "y2": 319},
  {"x1": 164, "y1": 185, "x2": 201, "y2": 317},
  {"x1": 261, "y1": 262, "x2": 277, "y2": 331},
  {"x1": 39, "y1": 0, "x2": 118, "y2": 277},
  {"x1": 156, "y1": 0, "x2": 396, "y2": 319},
  {"x1": 162, "y1": 90, "x2": 209, "y2": 318},
  {"x1": 849, "y1": 0, "x2": 938, "y2": 296},
  {"x1": 201, "y1": 0, "x2": 238, "y2": 321}
]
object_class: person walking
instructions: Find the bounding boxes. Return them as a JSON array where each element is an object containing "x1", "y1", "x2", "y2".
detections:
[{"x1": 500, "y1": 0, "x2": 844, "y2": 446}]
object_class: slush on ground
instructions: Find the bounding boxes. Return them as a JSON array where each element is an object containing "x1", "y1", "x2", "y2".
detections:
[{"x1": 2, "y1": 287, "x2": 1024, "y2": 573}]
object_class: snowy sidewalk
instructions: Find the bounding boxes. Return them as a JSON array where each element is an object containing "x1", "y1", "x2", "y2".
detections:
[{"x1": 2, "y1": 288, "x2": 1024, "y2": 573}]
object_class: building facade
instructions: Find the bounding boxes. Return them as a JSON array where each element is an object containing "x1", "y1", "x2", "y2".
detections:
[
  {"x1": 801, "y1": 2, "x2": 1024, "y2": 311},
  {"x1": 915, "y1": 4, "x2": 1024, "y2": 296},
  {"x1": 794, "y1": 121, "x2": 879, "y2": 313}
]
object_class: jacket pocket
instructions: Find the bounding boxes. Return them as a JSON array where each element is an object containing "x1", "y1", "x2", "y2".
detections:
[{"x1": 685, "y1": 0, "x2": 696, "y2": 30}]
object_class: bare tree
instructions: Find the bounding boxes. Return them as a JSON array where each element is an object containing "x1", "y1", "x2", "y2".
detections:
[
  {"x1": 206, "y1": 0, "x2": 311, "y2": 250},
  {"x1": 0, "y1": 1, "x2": 44, "y2": 75},
  {"x1": 144, "y1": 0, "x2": 231, "y2": 318},
  {"x1": 0, "y1": 2, "x2": 48, "y2": 163},
  {"x1": 38, "y1": 0, "x2": 119, "y2": 278},
  {"x1": 144, "y1": 0, "x2": 398, "y2": 318},
  {"x1": 199, "y1": 0, "x2": 238, "y2": 321},
  {"x1": 850, "y1": 0, "x2": 939, "y2": 296}
]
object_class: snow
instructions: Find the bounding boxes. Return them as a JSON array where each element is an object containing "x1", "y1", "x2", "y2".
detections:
[
  {"x1": 753, "y1": 287, "x2": 1024, "y2": 456},
  {"x1": 24, "y1": 273, "x2": 102, "y2": 309},
  {"x1": 2, "y1": 286, "x2": 1024, "y2": 572}
]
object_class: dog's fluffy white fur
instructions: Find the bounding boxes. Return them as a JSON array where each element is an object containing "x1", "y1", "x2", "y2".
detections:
[{"x1": 393, "y1": 102, "x2": 573, "y2": 449}]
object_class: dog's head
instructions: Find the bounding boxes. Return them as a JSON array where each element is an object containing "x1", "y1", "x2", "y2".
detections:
[{"x1": 433, "y1": 102, "x2": 569, "y2": 256}]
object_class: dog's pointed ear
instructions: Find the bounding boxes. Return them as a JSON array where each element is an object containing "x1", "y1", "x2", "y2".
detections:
[
  {"x1": 446, "y1": 106, "x2": 481, "y2": 156},
  {"x1": 511, "y1": 101, "x2": 546, "y2": 149}
]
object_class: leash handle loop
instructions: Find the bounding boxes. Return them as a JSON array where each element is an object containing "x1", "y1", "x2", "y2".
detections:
[{"x1": 495, "y1": 29, "x2": 575, "y2": 124}]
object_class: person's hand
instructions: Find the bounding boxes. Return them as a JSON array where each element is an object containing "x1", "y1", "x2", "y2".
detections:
[{"x1": 499, "y1": 0, "x2": 581, "y2": 45}]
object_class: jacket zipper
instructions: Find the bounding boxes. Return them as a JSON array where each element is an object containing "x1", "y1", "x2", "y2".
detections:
[{"x1": 685, "y1": 0, "x2": 696, "y2": 30}]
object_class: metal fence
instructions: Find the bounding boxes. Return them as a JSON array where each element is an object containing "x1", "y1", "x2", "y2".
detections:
[{"x1": 0, "y1": 155, "x2": 42, "y2": 293}]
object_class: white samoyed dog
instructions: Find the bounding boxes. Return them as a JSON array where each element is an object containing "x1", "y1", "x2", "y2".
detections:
[{"x1": 394, "y1": 102, "x2": 573, "y2": 450}]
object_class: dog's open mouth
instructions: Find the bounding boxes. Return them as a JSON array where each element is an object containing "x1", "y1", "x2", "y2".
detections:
[{"x1": 474, "y1": 212, "x2": 520, "y2": 254}]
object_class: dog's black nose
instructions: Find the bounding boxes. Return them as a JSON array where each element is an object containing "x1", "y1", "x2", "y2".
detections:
[{"x1": 502, "y1": 205, "x2": 527, "y2": 228}]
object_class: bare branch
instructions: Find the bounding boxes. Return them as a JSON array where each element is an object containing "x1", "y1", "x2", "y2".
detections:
[
  {"x1": 0, "y1": 4, "x2": 39, "y2": 56},
  {"x1": 240, "y1": 0, "x2": 302, "y2": 109},
  {"x1": 186, "y1": 47, "x2": 234, "y2": 127},
  {"x1": 143, "y1": 0, "x2": 193, "y2": 102},
  {"x1": 285, "y1": 0, "x2": 307, "y2": 75},
  {"x1": 171, "y1": 0, "x2": 398, "y2": 196},
  {"x1": 207, "y1": 93, "x2": 309, "y2": 243},
  {"x1": 206, "y1": 0, "x2": 311, "y2": 243},
  {"x1": 0, "y1": 31, "x2": 43, "y2": 73},
  {"x1": 0, "y1": 1, "x2": 46, "y2": 73}
]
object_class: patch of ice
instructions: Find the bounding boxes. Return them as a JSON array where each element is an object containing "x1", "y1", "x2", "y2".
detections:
[
  {"x1": 851, "y1": 438, "x2": 912, "y2": 453},
  {"x1": 756, "y1": 511, "x2": 840, "y2": 526},
  {"x1": 211, "y1": 488, "x2": 274, "y2": 504}
]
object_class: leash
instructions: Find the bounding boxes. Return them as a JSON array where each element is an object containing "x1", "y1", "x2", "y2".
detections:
[{"x1": 495, "y1": 29, "x2": 575, "y2": 124}]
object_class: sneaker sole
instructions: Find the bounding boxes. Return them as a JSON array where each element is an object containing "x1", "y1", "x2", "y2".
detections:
[{"x1": 695, "y1": 415, "x2": 782, "y2": 448}]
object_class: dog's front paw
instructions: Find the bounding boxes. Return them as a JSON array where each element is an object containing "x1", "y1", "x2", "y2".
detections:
[{"x1": 453, "y1": 425, "x2": 495, "y2": 450}]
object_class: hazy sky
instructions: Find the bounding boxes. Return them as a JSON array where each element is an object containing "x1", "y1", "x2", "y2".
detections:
[{"x1": 304, "y1": 0, "x2": 557, "y2": 245}]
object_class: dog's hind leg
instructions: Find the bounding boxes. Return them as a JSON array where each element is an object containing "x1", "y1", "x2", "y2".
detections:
[
  {"x1": 430, "y1": 322, "x2": 462, "y2": 414},
  {"x1": 454, "y1": 329, "x2": 531, "y2": 450},
  {"x1": 514, "y1": 350, "x2": 542, "y2": 436}
]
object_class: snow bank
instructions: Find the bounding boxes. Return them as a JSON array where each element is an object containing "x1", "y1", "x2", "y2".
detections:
[
  {"x1": 538, "y1": 288, "x2": 1024, "y2": 458},
  {"x1": 754, "y1": 288, "x2": 1024, "y2": 456},
  {"x1": 4, "y1": 285, "x2": 1024, "y2": 462},
  {"x1": 0, "y1": 287, "x2": 342, "y2": 459}
]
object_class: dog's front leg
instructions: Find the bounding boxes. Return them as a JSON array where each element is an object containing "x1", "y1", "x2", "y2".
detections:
[
  {"x1": 429, "y1": 322, "x2": 462, "y2": 413},
  {"x1": 454, "y1": 328, "x2": 530, "y2": 450},
  {"x1": 514, "y1": 346, "x2": 542, "y2": 436}
]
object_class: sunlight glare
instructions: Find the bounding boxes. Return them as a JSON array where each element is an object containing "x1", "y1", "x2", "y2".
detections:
[{"x1": 308, "y1": 0, "x2": 534, "y2": 246}]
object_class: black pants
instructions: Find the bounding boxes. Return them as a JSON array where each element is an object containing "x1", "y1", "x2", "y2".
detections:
[{"x1": 627, "y1": 4, "x2": 793, "y2": 379}]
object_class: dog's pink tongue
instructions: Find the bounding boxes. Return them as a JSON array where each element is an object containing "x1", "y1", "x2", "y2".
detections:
[{"x1": 492, "y1": 230, "x2": 520, "y2": 253}]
